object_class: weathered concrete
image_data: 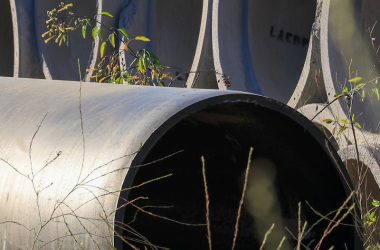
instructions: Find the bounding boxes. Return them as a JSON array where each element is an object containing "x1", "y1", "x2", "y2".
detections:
[
  {"x1": 320, "y1": 0, "x2": 380, "y2": 134},
  {"x1": 34, "y1": 0, "x2": 123, "y2": 81},
  {"x1": 212, "y1": 0, "x2": 317, "y2": 104},
  {"x1": 10, "y1": 0, "x2": 44, "y2": 78},
  {"x1": 35, "y1": 0, "x2": 98, "y2": 81},
  {"x1": 119, "y1": 0, "x2": 205, "y2": 87},
  {"x1": 0, "y1": 77, "x2": 359, "y2": 249}
]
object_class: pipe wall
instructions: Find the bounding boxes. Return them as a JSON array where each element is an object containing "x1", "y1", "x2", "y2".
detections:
[{"x1": 0, "y1": 77, "x2": 360, "y2": 249}]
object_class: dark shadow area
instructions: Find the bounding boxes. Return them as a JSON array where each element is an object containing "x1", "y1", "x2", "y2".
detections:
[
  {"x1": 0, "y1": 0, "x2": 14, "y2": 76},
  {"x1": 120, "y1": 103, "x2": 359, "y2": 249}
]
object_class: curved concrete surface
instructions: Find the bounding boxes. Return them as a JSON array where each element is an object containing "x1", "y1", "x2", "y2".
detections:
[
  {"x1": 10, "y1": 0, "x2": 44, "y2": 78},
  {"x1": 119, "y1": 0, "x2": 203, "y2": 87},
  {"x1": 0, "y1": 78, "x2": 359, "y2": 249},
  {"x1": 186, "y1": 0, "x2": 217, "y2": 89},
  {"x1": 298, "y1": 103, "x2": 380, "y2": 153},
  {"x1": 0, "y1": 0, "x2": 14, "y2": 77},
  {"x1": 320, "y1": 0, "x2": 380, "y2": 134},
  {"x1": 339, "y1": 145, "x2": 380, "y2": 242},
  {"x1": 212, "y1": 0, "x2": 316, "y2": 104},
  {"x1": 35, "y1": 0, "x2": 109, "y2": 81}
]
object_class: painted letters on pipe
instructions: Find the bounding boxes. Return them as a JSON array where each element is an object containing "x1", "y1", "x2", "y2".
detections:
[{"x1": 212, "y1": 0, "x2": 316, "y2": 104}]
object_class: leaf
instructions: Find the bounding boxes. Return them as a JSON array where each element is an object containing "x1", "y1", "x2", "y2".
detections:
[
  {"x1": 135, "y1": 36, "x2": 151, "y2": 42},
  {"x1": 100, "y1": 41, "x2": 106, "y2": 58},
  {"x1": 369, "y1": 211, "x2": 377, "y2": 222},
  {"x1": 137, "y1": 58, "x2": 145, "y2": 73},
  {"x1": 361, "y1": 89, "x2": 366, "y2": 102},
  {"x1": 109, "y1": 33, "x2": 116, "y2": 48},
  {"x1": 343, "y1": 86, "x2": 350, "y2": 94},
  {"x1": 323, "y1": 118, "x2": 334, "y2": 124},
  {"x1": 82, "y1": 23, "x2": 87, "y2": 39},
  {"x1": 118, "y1": 28, "x2": 129, "y2": 40},
  {"x1": 372, "y1": 199, "x2": 380, "y2": 207},
  {"x1": 354, "y1": 122, "x2": 362, "y2": 129},
  {"x1": 348, "y1": 76, "x2": 363, "y2": 84},
  {"x1": 372, "y1": 88, "x2": 380, "y2": 101},
  {"x1": 338, "y1": 127, "x2": 347, "y2": 135},
  {"x1": 355, "y1": 83, "x2": 366, "y2": 90},
  {"x1": 334, "y1": 92, "x2": 344, "y2": 98},
  {"x1": 92, "y1": 27, "x2": 101, "y2": 40},
  {"x1": 101, "y1": 11, "x2": 113, "y2": 18},
  {"x1": 115, "y1": 77, "x2": 123, "y2": 84},
  {"x1": 340, "y1": 119, "x2": 348, "y2": 125}
]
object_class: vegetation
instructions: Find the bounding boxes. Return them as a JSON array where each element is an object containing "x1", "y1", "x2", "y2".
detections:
[
  {"x1": 0, "y1": 1, "x2": 378, "y2": 249},
  {"x1": 42, "y1": 2, "x2": 173, "y2": 85}
]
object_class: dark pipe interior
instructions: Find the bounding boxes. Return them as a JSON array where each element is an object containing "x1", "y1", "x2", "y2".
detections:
[
  {"x1": 0, "y1": 0, "x2": 14, "y2": 76},
  {"x1": 120, "y1": 103, "x2": 359, "y2": 249}
]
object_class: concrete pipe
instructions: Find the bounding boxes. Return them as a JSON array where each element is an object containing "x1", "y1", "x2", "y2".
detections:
[
  {"x1": 211, "y1": 0, "x2": 317, "y2": 104},
  {"x1": 339, "y1": 145, "x2": 380, "y2": 243},
  {"x1": 35, "y1": 0, "x2": 123, "y2": 81},
  {"x1": 320, "y1": 0, "x2": 380, "y2": 134},
  {"x1": 0, "y1": 78, "x2": 360, "y2": 249},
  {"x1": 6, "y1": 0, "x2": 44, "y2": 78},
  {"x1": 118, "y1": 0, "x2": 207, "y2": 88},
  {"x1": 0, "y1": 0, "x2": 13, "y2": 77}
]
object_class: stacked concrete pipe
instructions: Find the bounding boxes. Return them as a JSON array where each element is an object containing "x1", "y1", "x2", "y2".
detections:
[
  {"x1": 117, "y1": 0, "x2": 213, "y2": 88},
  {"x1": 293, "y1": 1, "x2": 380, "y2": 234},
  {"x1": 0, "y1": 0, "x2": 44, "y2": 78},
  {"x1": 0, "y1": 77, "x2": 361, "y2": 249},
  {"x1": 184, "y1": 0, "x2": 321, "y2": 106},
  {"x1": 35, "y1": 0, "x2": 122, "y2": 81}
]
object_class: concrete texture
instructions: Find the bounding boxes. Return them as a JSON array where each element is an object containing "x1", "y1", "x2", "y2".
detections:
[
  {"x1": 320, "y1": 0, "x2": 380, "y2": 134},
  {"x1": 35, "y1": 0, "x2": 98, "y2": 81},
  {"x1": 9, "y1": 0, "x2": 44, "y2": 78},
  {"x1": 118, "y1": 0, "x2": 205, "y2": 88},
  {"x1": 0, "y1": 77, "x2": 360, "y2": 249},
  {"x1": 212, "y1": 0, "x2": 317, "y2": 104}
]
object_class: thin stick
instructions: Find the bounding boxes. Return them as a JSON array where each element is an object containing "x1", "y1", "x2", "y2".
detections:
[
  {"x1": 232, "y1": 147, "x2": 254, "y2": 250},
  {"x1": 276, "y1": 236, "x2": 286, "y2": 250},
  {"x1": 259, "y1": 223, "x2": 275, "y2": 250},
  {"x1": 201, "y1": 156, "x2": 212, "y2": 250}
]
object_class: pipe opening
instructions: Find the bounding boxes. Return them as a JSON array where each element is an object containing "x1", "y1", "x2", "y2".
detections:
[
  {"x1": 119, "y1": 0, "x2": 203, "y2": 87},
  {"x1": 118, "y1": 102, "x2": 358, "y2": 249},
  {"x1": 248, "y1": 0, "x2": 316, "y2": 102},
  {"x1": 151, "y1": 0, "x2": 202, "y2": 87},
  {"x1": 0, "y1": 0, "x2": 14, "y2": 76},
  {"x1": 35, "y1": 0, "x2": 97, "y2": 80},
  {"x1": 327, "y1": 0, "x2": 380, "y2": 132}
]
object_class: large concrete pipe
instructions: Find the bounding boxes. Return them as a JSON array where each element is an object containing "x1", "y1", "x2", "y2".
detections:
[
  {"x1": 211, "y1": 0, "x2": 317, "y2": 104},
  {"x1": 320, "y1": 0, "x2": 380, "y2": 133},
  {"x1": 8, "y1": 0, "x2": 44, "y2": 78},
  {"x1": 339, "y1": 145, "x2": 380, "y2": 243},
  {"x1": 35, "y1": 0, "x2": 123, "y2": 81},
  {"x1": 0, "y1": 78, "x2": 361, "y2": 249},
  {"x1": 118, "y1": 0, "x2": 212, "y2": 88},
  {"x1": 0, "y1": 0, "x2": 14, "y2": 77}
]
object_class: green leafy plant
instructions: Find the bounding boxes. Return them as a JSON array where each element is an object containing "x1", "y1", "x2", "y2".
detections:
[
  {"x1": 312, "y1": 75, "x2": 380, "y2": 248},
  {"x1": 42, "y1": 2, "x2": 173, "y2": 85},
  {"x1": 365, "y1": 199, "x2": 380, "y2": 227}
]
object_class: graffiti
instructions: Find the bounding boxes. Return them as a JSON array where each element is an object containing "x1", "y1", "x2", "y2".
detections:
[{"x1": 270, "y1": 26, "x2": 309, "y2": 47}]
